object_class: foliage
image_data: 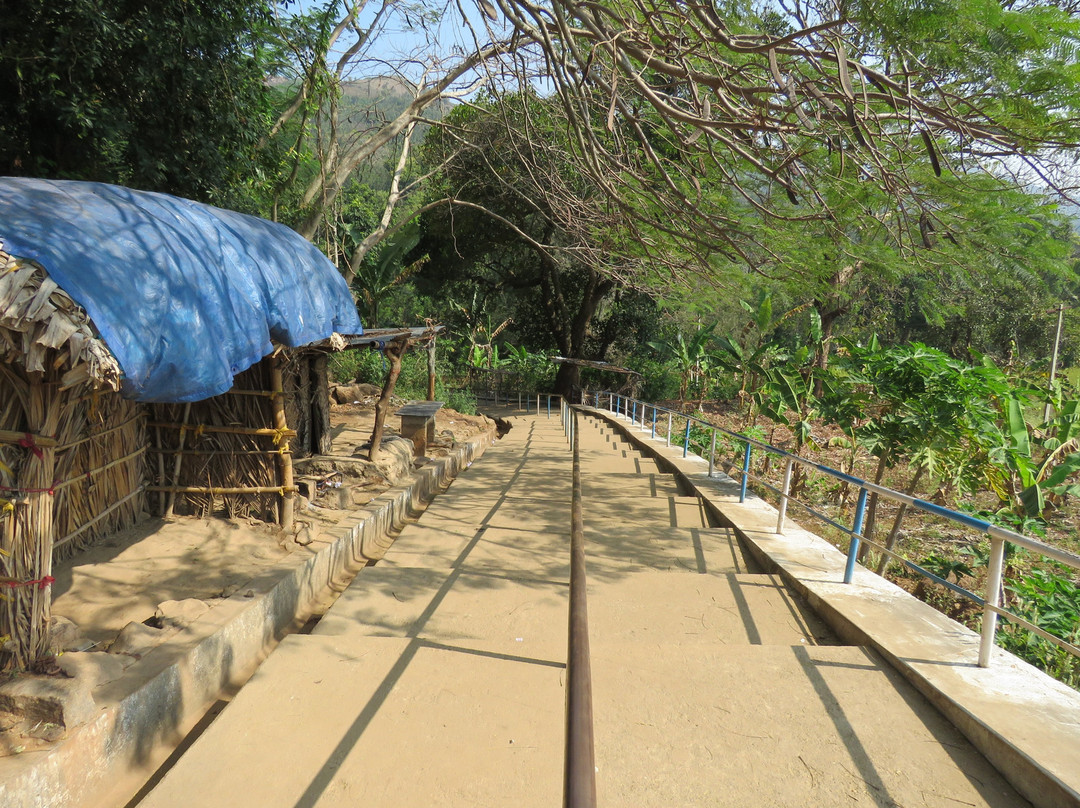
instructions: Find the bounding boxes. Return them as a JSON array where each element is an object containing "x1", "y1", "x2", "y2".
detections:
[
  {"x1": 920, "y1": 553, "x2": 975, "y2": 584},
  {"x1": 328, "y1": 347, "x2": 384, "y2": 385},
  {"x1": 418, "y1": 93, "x2": 657, "y2": 395},
  {"x1": 349, "y1": 220, "x2": 427, "y2": 327},
  {"x1": 998, "y1": 568, "x2": 1080, "y2": 688},
  {"x1": 647, "y1": 323, "x2": 717, "y2": 401},
  {"x1": 990, "y1": 397, "x2": 1080, "y2": 516},
  {"x1": 0, "y1": 0, "x2": 276, "y2": 206}
]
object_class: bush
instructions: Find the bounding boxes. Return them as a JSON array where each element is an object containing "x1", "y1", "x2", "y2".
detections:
[
  {"x1": 997, "y1": 567, "x2": 1080, "y2": 689},
  {"x1": 442, "y1": 387, "x2": 478, "y2": 415},
  {"x1": 328, "y1": 349, "x2": 384, "y2": 384}
]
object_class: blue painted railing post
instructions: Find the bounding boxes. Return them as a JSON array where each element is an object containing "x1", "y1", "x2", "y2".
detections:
[
  {"x1": 632, "y1": 400, "x2": 637, "y2": 426},
  {"x1": 844, "y1": 487, "x2": 869, "y2": 584},
  {"x1": 683, "y1": 419, "x2": 692, "y2": 457},
  {"x1": 651, "y1": 407, "x2": 656, "y2": 440},
  {"x1": 739, "y1": 442, "x2": 752, "y2": 502},
  {"x1": 547, "y1": 395, "x2": 551, "y2": 418}
]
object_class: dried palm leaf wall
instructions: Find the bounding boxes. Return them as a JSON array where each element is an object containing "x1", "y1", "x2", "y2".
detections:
[
  {"x1": 145, "y1": 349, "x2": 333, "y2": 528},
  {"x1": 1, "y1": 252, "x2": 143, "y2": 671},
  {"x1": 0, "y1": 373, "x2": 145, "y2": 671},
  {"x1": 1, "y1": 252, "x2": 337, "y2": 669}
]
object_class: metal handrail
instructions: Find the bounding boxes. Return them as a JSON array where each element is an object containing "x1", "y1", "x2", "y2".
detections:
[
  {"x1": 591, "y1": 390, "x2": 1080, "y2": 670},
  {"x1": 564, "y1": 407, "x2": 597, "y2": 807}
]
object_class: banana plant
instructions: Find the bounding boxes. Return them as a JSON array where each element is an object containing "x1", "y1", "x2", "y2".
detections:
[
  {"x1": 647, "y1": 322, "x2": 717, "y2": 402},
  {"x1": 993, "y1": 398, "x2": 1080, "y2": 516}
]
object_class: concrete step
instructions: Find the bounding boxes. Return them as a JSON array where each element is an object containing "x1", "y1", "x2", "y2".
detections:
[
  {"x1": 381, "y1": 526, "x2": 571, "y2": 579},
  {"x1": 589, "y1": 643, "x2": 1028, "y2": 807},
  {"x1": 587, "y1": 570, "x2": 833, "y2": 646},
  {"x1": 580, "y1": 471, "x2": 683, "y2": 499},
  {"x1": 312, "y1": 561, "x2": 569, "y2": 659},
  {"x1": 584, "y1": 494, "x2": 710, "y2": 528},
  {"x1": 139, "y1": 634, "x2": 564, "y2": 808},
  {"x1": 584, "y1": 525, "x2": 751, "y2": 574}
]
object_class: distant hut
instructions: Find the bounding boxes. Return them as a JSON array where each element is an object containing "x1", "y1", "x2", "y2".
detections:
[{"x1": 0, "y1": 178, "x2": 362, "y2": 671}]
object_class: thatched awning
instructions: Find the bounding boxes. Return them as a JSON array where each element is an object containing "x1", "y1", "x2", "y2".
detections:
[
  {"x1": 552, "y1": 356, "x2": 641, "y2": 376},
  {"x1": 0, "y1": 247, "x2": 121, "y2": 391},
  {"x1": 0, "y1": 178, "x2": 362, "y2": 402}
]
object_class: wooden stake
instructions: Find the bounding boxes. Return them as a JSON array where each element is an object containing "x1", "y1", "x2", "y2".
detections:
[
  {"x1": 270, "y1": 356, "x2": 295, "y2": 532},
  {"x1": 369, "y1": 337, "x2": 409, "y2": 463},
  {"x1": 426, "y1": 335, "x2": 436, "y2": 401},
  {"x1": 164, "y1": 403, "x2": 192, "y2": 518}
]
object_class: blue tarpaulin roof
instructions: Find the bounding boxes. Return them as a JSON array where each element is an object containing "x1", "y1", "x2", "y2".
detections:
[{"x1": 0, "y1": 178, "x2": 362, "y2": 402}]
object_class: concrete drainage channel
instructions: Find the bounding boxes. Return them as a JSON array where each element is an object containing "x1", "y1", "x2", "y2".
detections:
[{"x1": 0, "y1": 429, "x2": 497, "y2": 808}]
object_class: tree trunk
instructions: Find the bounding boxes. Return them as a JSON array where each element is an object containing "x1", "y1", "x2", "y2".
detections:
[
  {"x1": 368, "y1": 338, "x2": 409, "y2": 462},
  {"x1": 858, "y1": 452, "x2": 890, "y2": 563},
  {"x1": 554, "y1": 362, "x2": 581, "y2": 400},
  {"x1": 875, "y1": 465, "x2": 926, "y2": 575}
]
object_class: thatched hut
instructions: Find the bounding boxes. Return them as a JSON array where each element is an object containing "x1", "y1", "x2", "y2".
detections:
[{"x1": 0, "y1": 178, "x2": 361, "y2": 671}]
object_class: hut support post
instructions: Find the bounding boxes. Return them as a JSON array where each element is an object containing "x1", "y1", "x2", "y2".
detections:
[
  {"x1": 426, "y1": 336, "x2": 436, "y2": 401},
  {"x1": 271, "y1": 357, "x2": 295, "y2": 533},
  {"x1": 164, "y1": 403, "x2": 192, "y2": 518},
  {"x1": 312, "y1": 354, "x2": 333, "y2": 455},
  {"x1": 369, "y1": 337, "x2": 409, "y2": 463}
]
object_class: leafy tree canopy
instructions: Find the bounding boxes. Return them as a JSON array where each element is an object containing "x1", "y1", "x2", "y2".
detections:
[{"x1": 0, "y1": 0, "x2": 277, "y2": 206}]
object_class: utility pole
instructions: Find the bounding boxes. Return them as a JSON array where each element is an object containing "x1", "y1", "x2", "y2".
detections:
[{"x1": 1044, "y1": 302, "x2": 1066, "y2": 423}]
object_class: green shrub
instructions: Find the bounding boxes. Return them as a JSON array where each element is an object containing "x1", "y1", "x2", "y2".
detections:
[
  {"x1": 442, "y1": 387, "x2": 478, "y2": 415},
  {"x1": 328, "y1": 348, "x2": 385, "y2": 385},
  {"x1": 997, "y1": 567, "x2": 1080, "y2": 689}
]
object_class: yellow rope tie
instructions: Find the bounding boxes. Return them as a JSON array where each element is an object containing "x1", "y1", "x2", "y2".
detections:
[
  {"x1": 193, "y1": 424, "x2": 206, "y2": 441},
  {"x1": 272, "y1": 427, "x2": 289, "y2": 447}
]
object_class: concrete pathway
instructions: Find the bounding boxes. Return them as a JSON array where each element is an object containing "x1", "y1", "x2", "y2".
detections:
[{"x1": 136, "y1": 411, "x2": 1031, "y2": 807}]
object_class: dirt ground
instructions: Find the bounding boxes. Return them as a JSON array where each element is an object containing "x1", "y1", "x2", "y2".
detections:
[{"x1": 0, "y1": 400, "x2": 494, "y2": 755}]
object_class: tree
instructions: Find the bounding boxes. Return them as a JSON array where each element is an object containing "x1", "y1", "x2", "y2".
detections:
[
  {"x1": 417, "y1": 94, "x2": 657, "y2": 395},
  {"x1": 480, "y1": 0, "x2": 1080, "y2": 285},
  {"x1": 0, "y1": 0, "x2": 276, "y2": 206},
  {"x1": 260, "y1": 0, "x2": 515, "y2": 253}
]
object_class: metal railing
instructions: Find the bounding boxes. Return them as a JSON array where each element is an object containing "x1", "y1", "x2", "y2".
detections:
[
  {"x1": 592, "y1": 390, "x2": 1080, "y2": 670},
  {"x1": 473, "y1": 388, "x2": 560, "y2": 417},
  {"x1": 563, "y1": 406, "x2": 596, "y2": 807}
]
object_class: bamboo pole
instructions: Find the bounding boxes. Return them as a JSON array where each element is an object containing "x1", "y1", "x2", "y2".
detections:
[
  {"x1": 20, "y1": 381, "x2": 60, "y2": 668},
  {"x1": 52, "y1": 447, "x2": 146, "y2": 493},
  {"x1": 0, "y1": 429, "x2": 57, "y2": 447},
  {"x1": 155, "y1": 423, "x2": 166, "y2": 516},
  {"x1": 147, "y1": 485, "x2": 295, "y2": 495},
  {"x1": 147, "y1": 422, "x2": 297, "y2": 439},
  {"x1": 54, "y1": 413, "x2": 141, "y2": 450},
  {"x1": 426, "y1": 336, "x2": 437, "y2": 401},
  {"x1": 147, "y1": 447, "x2": 291, "y2": 457},
  {"x1": 270, "y1": 357, "x2": 294, "y2": 532},
  {"x1": 164, "y1": 403, "x2": 192, "y2": 518},
  {"x1": 54, "y1": 487, "x2": 145, "y2": 550}
]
